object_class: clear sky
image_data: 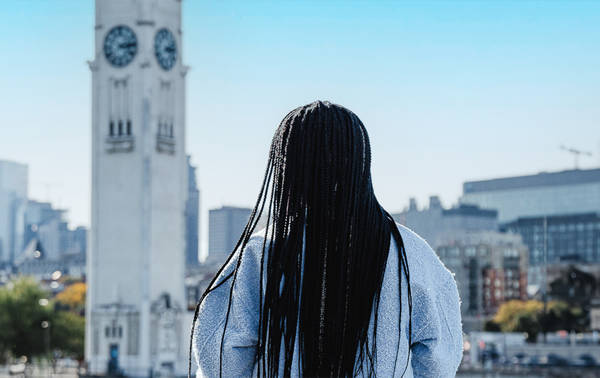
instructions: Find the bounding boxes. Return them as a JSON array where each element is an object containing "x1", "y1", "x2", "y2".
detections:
[{"x1": 1, "y1": 1, "x2": 599, "y2": 257}]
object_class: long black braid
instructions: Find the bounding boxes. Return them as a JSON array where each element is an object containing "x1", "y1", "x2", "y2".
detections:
[{"x1": 188, "y1": 101, "x2": 412, "y2": 377}]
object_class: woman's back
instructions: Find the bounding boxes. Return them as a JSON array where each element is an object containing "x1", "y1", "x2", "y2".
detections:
[
  {"x1": 192, "y1": 223, "x2": 463, "y2": 377},
  {"x1": 190, "y1": 101, "x2": 463, "y2": 377}
]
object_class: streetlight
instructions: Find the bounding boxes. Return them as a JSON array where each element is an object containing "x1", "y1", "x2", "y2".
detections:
[
  {"x1": 41, "y1": 320, "x2": 51, "y2": 376},
  {"x1": 541, "y1": 216, "x2": 548, "y2": 343},
  {"x1": 40, "y1": 296, "x2": 51, "y2": 376}
]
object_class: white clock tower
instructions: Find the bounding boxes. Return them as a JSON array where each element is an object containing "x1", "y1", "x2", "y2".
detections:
[{"x1": 86, "y1": 0, "x2": 189, "y2": 376}]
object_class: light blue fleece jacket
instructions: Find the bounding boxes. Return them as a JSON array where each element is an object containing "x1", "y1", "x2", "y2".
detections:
[{"x1": 192, "y1": 224, "x2": 463, "y2": 377}]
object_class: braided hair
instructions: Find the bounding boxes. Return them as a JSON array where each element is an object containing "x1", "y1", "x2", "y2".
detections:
[{"x1": 189, "y1": 101, "x2": 412, "y2": 377}]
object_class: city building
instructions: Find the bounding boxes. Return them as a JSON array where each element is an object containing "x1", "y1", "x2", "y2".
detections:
[
  {"x1": 13, "y1": 200, "x2": 88, "y2": 278},
  {"x1": 462, "y1": 168, "x2": 600, "y2": 294},
  {"x1": 23, "y1": 200, "x2": 64, "y2": 261},
  {"x1": 392, "y1": 195, "x2": 498, "y2": 249},
  {"x1": 185, "y1": 156, "x2": 200, "y2": 268},
  {"x1": 208, "y1": 206, "x2": 252, "y2": 264},
  {"x1": 461, "y1": 168, "x2": 600, "y2": 223},
  {"x1": 0, "y1": 160, "x2": 28, "y2": 266},
  {"x1": 86, "y1": 0, "x2": 191, "y2": 375},
  {"x1": 23, "y1": 200, "x2": 87, "y2": 261},
  {"x1": 25, "y1": 201, "x2": 87, "y2": 259},
  {"x1": 502, "y1": 212, "x2": 600, "y2": 287},
  {"x1": 436, "y1": 232, "x2": 528, "y2": 332},
  {"x1": 15, "y1": 249, "x2": 86, "y2": 280}
]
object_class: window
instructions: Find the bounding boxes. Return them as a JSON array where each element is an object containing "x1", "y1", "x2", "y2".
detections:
[
  {"x1": 156, "y1": 80, "x2": 176, "y2": 154},
  {"x1": 108, "y1": 77, "x2": 132, "y2": 137},
  {"x1": 158, "y1": 80, "x2": 174, "y2": 138}
]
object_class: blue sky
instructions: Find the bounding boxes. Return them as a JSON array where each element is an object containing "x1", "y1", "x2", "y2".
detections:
[{"x1": 1, "y1": 1, "x2": 599, "y2": 256}]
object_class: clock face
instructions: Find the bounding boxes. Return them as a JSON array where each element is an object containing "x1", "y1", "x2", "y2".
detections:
[
  {"x1": 154, "y1": 28, "x2": 177, "y2": 71},
  {"x1": 104, "y1": 25, "x2": 138, "y2": 67}
]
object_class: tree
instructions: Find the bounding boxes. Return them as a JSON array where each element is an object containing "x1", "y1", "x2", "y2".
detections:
[
  {"x1": 0, "y1": 278, "x2": 52, "y2": 362},
  {"x1": 539, "y1": 300, "x2": 586, "y2": 333},
  {"x1": 51, "y1": 311, "x2": 85, "y2": 361},
  {"x1": 0, "y1": 277, "x2": 86, "y2": 362},
  {"x1": 55, "y1": 282, "x2": 86, "y2": 315},
  {"x1": 53, "y1": 281, "x2": 86, "y2": 360},
  {"x1": 492, "y1": 299, "x2": 587, "y2": 342},
  {"x1": 514, "y1": 313, "x2": 541, "y2": 342},
  {"x1": 483, "y1": 320, "x2": 501, "y2": 332},
  {"x1": 494, "y1": 300, "x2": 542, "y2": 331}
]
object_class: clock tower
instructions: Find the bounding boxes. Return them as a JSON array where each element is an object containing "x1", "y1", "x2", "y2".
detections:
[{"x1": 86, "y1": 0, "x2": 189, "y2": 376}]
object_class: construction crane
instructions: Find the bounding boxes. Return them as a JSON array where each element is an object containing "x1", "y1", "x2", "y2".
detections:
[{"x1": 560, "y1": 145, "x2": 592, "y2": 169}]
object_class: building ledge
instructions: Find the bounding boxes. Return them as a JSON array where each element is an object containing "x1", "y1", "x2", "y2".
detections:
[
  {"x1": 156, "y1": 135, "x2": 175, "y2": 155},
  {"x1": 105, "y1": 135, "x2": 134, "y2": 153}
]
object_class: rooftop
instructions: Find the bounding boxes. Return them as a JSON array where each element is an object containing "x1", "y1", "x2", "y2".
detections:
[{"x1": 463, "y1": 168, "x2": 600, "y2": 194}]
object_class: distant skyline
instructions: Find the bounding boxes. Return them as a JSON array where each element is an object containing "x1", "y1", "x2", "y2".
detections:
[{"x1": 1, "y1": 1, "x2": 599, "y2": 257}]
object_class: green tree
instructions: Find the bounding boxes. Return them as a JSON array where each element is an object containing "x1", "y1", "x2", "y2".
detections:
[
  {"x1": 0, "y1": 278, "x2": 52, "y2": 361},
  {"x1": 483, "y1": 320, "x2": 501, "y2": 332},
  {"x1": 0, "y1": 277, "x2": 86, "y2": 362},
  {"x1": 514, "y1": 313, "x2": 541, "y2": 342},
  {"x1": 539, "y1": 301, "x2": 586, "y2": 333},
  {"x1": 52, "y1": 311, "x2": 85, "y2": 360}
]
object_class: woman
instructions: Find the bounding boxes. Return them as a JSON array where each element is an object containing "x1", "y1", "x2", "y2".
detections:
[{"x1": 190, "y1": 101, "x2": 463, "y2": 377}]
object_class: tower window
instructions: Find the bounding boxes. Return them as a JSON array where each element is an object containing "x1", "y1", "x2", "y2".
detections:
[
  {"x1": 108, "y1": 77, "x2": 132, "y2": 138},
  {"x1": 156, "y1": 80, "x2": 176, "y2": 154},
  {"x1": 106, "y1": 77, "x2": 135, "y2": 153},
  {"x1": 158, "y1": 80, "x2": 174, "y2": 139}
]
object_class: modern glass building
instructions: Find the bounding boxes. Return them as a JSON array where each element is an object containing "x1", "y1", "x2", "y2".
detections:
[
  {"x1": 461, "y1": 168, "x2": 600, "y2": 223},
  {"x1": 502, "y1": 212, "x2": 600, "y2": 266}
]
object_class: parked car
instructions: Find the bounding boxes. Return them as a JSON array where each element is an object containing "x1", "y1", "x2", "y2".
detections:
[
  {"x1": 571, "y1": 353, "x2": 597, "y2": 367},
  {"x1": 522, "y1": 355, "x2": 541, "y2": 367},
  {"x1": 510, "y1": 352, "x2": 527, "y2": 365},
  {"x1": 544, "y1": 353, "x2": 569, "y2": 367}
]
